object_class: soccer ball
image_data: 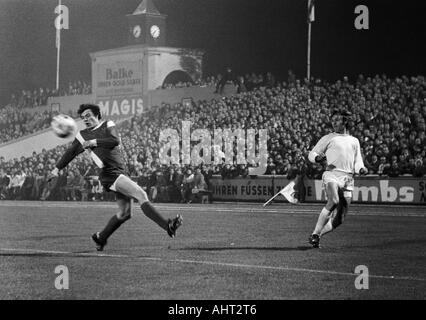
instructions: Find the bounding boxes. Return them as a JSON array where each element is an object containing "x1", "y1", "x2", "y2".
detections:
[{"x1": 51, "y1": 114, "x2": 77, "y2": 138}]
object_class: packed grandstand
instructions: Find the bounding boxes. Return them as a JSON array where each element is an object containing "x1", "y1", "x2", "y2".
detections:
[{"x1": 0, "y1": 72, "x2": 425, "y2": 202}]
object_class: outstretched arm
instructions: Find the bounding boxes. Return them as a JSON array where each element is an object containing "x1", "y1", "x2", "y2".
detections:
[
  {"x1": 56, "y1": 139, "x2": 85, "y2": 170},
  {"x1": 48, "y1": 140, "x2": 84, "y2": 180}
]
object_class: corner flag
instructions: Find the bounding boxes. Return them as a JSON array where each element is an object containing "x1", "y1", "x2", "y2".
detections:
[
  {"x1": 308, "y1": 0, "x2": 315, "y2": 23},
  {"x1": 263, "y1": 180, "x2": 298, "y2": 207}
]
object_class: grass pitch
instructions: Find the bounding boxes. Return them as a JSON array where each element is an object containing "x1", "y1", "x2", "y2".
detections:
[{"x1": 0, "y1": 201, "x2": 425, "y2": 299}]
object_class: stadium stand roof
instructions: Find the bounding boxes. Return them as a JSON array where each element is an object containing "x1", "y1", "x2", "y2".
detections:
[{"x1": 133, "y1": 0, "x2": 161, "y2": 16}]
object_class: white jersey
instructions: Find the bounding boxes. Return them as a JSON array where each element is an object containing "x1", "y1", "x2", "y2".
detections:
[{"x1": 308, "y1": 132, "x2": 365, "y2": 174}]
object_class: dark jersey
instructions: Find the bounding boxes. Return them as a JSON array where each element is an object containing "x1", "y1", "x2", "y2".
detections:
[{"x1": 56, "y1": 120, "x2": 126, "y2": 189}]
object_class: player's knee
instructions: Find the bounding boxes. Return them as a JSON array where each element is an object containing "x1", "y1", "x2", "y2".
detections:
[
  {"x1": 123, "y1": 212, "x2": 131, "y2": 221},
  {"x1": 117, "y1": 209, "x2": 131, "y2": 221},
  {"x1": 327, "y1": 196, "x2": 339, "y2": 209},
  {"x1": 119, "y1": 212, "x2": 131, "y2": 222},
  {"x1": 129, "y1": 183, "x2": 148, "y2": 204},
  {"x1": 138, "y1": 187, "x2": 149, "y2": 203}
]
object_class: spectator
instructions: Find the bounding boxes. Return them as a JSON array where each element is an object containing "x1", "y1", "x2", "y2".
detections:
[
  {"x1": 190, "y1": 167, "x2": 209, "y2": 203},
  {"x1": 201, "y1": 165, "x2": 214, "y2": 190},
  {"x1": 9, "y1": 169, "x2": 26, "y2": 199},
  {"x1": 51, "y1": 171, "x2": 68, "y2": 200},
  {"x1": 31, "y1": 169, "x2": 45, "y2": 200},
  {"x1": 265, "y1": 72, "x2": 276, "y2": 88},
  {"x1": 20, "y1": 171, "x2": 35, "y2": 200},
  {"x1": 0, "y1": 169, "x2": 11, "y2": 199},
  {"x1": 165, "y1": 167, "x2": 177, "y2": 202},
  {"x1": 62, "y1": 170, "x2": 86, "y2": 200},
  {"x1": 181, "y1": 168, "x2": 195, "y2": 203},
  {"x1": 387, "y1": 162, "x2": 401, "y2": 177},
  {"x1": 378, "y1": 156, "x2": 391, "y2": 176},
  {"x1": 136, "y1": 170, "x2": 151, "y2": 193},
  {"x1": 398, "y1": 154, "x2": 410, "y2": 174},
  {"x1": 193, "y1": 168, "x2": 208, "y2": 190},
  {"x1": 366, "y1": 154, "x2": 380, "y2": 174},
  {"x1": 173, "y1": 167, "x2": 184, "y2": 203},
  {"x1": 413, "y1": 159, "x2": 425, "y2": 177},
  {"x1": 236, "y1": 76, "x2": 248, "y2": 94},
  {"x1": 215, "y1": 67, "x2": 235, "y2": 94},
  {"x1": 148, "y1": 170, "x2": 167, "y2": 202}
]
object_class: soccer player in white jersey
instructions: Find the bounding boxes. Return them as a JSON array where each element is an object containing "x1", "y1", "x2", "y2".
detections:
[{"x1": 307, "y1": 110, "x2": 368, "y2": 248}]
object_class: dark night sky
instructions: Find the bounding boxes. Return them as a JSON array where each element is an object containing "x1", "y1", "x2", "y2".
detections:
[{"x1": 0, "y1": 0, "x2": 425, "y2": 106}]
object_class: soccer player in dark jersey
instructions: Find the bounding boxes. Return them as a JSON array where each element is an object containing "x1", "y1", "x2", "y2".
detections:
[{"x1": 49, "y1": 104, "x2": 182, "y2": 251}]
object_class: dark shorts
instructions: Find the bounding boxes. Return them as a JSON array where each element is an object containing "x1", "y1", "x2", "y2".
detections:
[{"x1": 99, "y1": 170, "x2": 124, "y2": 192}]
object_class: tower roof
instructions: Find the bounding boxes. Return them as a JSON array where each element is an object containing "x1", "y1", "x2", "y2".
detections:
[{"x1": 133, "y1": 0, "x2": 161, "y2": 15}]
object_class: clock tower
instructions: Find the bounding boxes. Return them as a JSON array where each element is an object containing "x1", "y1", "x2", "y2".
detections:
[
  {"x1": 90, "y1": 0, "x2": 204, "y2": 117},
  {"x1": 126, "y1": 0, "x2": 166, "y2": 46}
]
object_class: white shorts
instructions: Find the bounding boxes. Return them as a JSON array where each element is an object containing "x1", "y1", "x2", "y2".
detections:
[
  {"x1": 322, "y1": 171, "x2": 354, "y2": 198},
  {"x1": 109, "y1": 174, "x2": 125, "y2": 192},
  {"x1": 109, "y1": 174, "x2": 149, "y2": 203}
]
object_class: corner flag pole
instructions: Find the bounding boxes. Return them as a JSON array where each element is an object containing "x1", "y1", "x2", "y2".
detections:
[
  {"x1": 263, "y1": 191, "x2": 282, "y2": 207},
  {"x1": 307, "y1": 22, "x2": 311, "y2": 80},
  {"x1": 307, "y1": 0, "x2": 315, "y2": 80},
  {"x1": 56, "y1": 0, "x2": 61, "y2": 91}
]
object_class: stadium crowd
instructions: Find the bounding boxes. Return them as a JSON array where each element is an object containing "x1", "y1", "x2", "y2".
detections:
[
  {"x1": 0, "y1": 72, "x2": 425, "y2": 202},
  {"x1": 0, "y1": 71, "x2": 258, "y2": 144},
  {"x1": 0, "y1": 107, "x2": 60, "y2": 144},
  {"x1": 0, "y1": 80, "x2": 91, "y2": 144},
  {"x1": 159, "y1": 75, "x2": 218, "y2": 90},
  {"x1": 7, "y1": 80, "x2": 92, "y2": 109},
  {"x1": 157, "y1": 69, "x2": 273, "y2": 93},
  {"x1": 125, "y1": 72, "x2": 426, "y2": 180}
]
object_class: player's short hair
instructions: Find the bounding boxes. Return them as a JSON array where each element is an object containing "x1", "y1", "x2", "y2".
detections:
[
  {"x1": 331, "y1": 108, "x2": 352, "y2": 119},
  {"x1": 78, "y1": 104, "x2": 102, "y2": 119},
  {"x1": 331, "y1": 109, "x2": 352, "y2": 128}
]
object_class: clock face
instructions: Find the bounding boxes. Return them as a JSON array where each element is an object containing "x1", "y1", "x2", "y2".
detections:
[
  {"x1": 150, "y1": 25, "x2": 160, "y2": 39},
  {"x1": 133, "y1": 25, "x2": 141, "y2": 38}
]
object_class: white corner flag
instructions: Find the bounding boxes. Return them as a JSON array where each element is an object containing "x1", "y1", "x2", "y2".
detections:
[
  {"x1": 263, "y1": 180, "x2": 298, "y2": 207},
  {"x1": 308, "y1": 0, "x2": 315, "y2": 23}
]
